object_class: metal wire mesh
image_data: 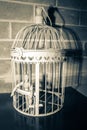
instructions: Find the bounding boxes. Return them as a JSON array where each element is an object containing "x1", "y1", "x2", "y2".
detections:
[{"x1": 11, "y1": 24, "x2": 66, "y2": 117}]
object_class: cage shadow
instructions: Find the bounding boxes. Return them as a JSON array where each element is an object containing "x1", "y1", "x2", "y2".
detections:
[{"x1": 46, "y1": 6, "x2": 83, "y2": 90}]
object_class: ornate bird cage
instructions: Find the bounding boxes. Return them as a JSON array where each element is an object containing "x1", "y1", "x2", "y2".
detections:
[{"x1": 11, "y1": 7, "x2": 67, "y2": 117}]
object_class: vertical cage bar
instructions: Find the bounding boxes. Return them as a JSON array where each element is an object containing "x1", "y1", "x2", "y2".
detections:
[
  {"x1": 47, "y1": 62, "x2": 51, "y2": 89},
  {"x1": 45, "y1": 63, "x2": 47, "y2": 114},
  {"x1": 35, "y1": 63, "x2": 39, "y2": 115},
  {"x1": 42, "y1": 62, "x2": 45, "y2": 114},
  {"x1": 15, "y1": 62, "x2": 18, "y2": 108},
  {"x1": 48, "y1": 62, "x2": 50, "y2": 89},
  {"x1": 22, "y1": 95, "x2": 24, "y2": 111},
  {"x1": 61, "y1": 61, "x2": 67, "y2": 106},
  {"x1": 20, "y1": 62, "x2": 23, "y2": 82},
  {"x1": 30, "y1": 64, "x2": 32, "y2": 84},
  {"x1": 58, "y1": 62, "x2": 60, "y2": 93},
  {"x1": 17, "y1": 62, "x2": 20, "y2": 84},
  {"x1": 59, "y1": 61, "x2": 62, "y2": 107},
  {"x1": 57, "y1": 62, "x2": 59, "y2": 109},
  {"x1": 52, "y1": 62, "x2": 55, "y2": 112},
  {"x1": 27, "y1": 62, "x2": 30, "y2": 82},
  {"x1": 12, "y1": 61, "x2": 16, "y2": 107},
  {"x1": 66, "y1": 59, "x2": 69, "y2": 86},
  {"x1": 57, "y1": 62, "x2": 60, "y2": 109},
  {"x1": 55, "y1": 62, "x2": 57, "y2": 89}
]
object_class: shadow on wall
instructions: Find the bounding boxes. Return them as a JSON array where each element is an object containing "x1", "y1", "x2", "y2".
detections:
[
  {"x1": 84, "y1": 42, "x2": 87, "y2": 56},
  {"x1": 46, "y1": 6, "x2": 83, "y2": 89}
]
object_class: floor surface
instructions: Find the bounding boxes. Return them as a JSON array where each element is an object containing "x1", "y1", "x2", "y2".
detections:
[{"x1": 0, "y1": 87, "x2": 87, "y2": 130}]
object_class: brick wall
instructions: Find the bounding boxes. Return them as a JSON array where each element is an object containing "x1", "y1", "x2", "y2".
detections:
[
  {"x1": 0, "y1": 0, "x2": 87, "y2": 96},
  {"x1": 56, "y1": 0, "x2": 87, "y2": 96},
  {"x1": 0, "y1": 0, "x2": 56, "y2": 93}
]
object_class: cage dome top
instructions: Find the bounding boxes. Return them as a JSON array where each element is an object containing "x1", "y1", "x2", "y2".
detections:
[
  {"x1": 12, "y1": 24, "x2": 63, "y2": 51},
  {"x1": 12, "y1": 6, "x2": 82, "y2": 59}
]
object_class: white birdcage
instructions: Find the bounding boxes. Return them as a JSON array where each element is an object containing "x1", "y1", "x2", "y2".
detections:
[{"x1": 11, "y1": 7, "x2": 67, "y2": 117}]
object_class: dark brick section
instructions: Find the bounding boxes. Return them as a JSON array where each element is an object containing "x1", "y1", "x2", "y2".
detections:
[
  {"x1": 66, "y1": 25, "x2": 87, "y2": 41},
  {"x1": 0, "y1": 1, "x2": 33, "y2": 22},
  {"x1": 56, "y1": 8, "x2": 80, "y2": 25},
  {"x1": 80, "y1": 11, "x2": 87, "y2": 26},
  {"x1": 0, "y1": 22, "x2": 9, "y2": 39},
  {"x1": 14, "y1": 0, "x2": 56, "y2": 5},
  {"x1": 57, "y1": 0, "x2": 87, "y2": 10},
  {"x1": 82, "y1": 58, "x2": 87, "y2": 73},
  {"x1": 83, "y1": 42, "x2": 87, "y2": 56},
  {"x1": 44, "y1": 6, "x2": 79, "y2": 25},
  {"x1": 0, "y1": 41, "x2": 12, "y2": 58},
  {"x1": 12, "y1": 23, "x2": 31, "y2": 38}
]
